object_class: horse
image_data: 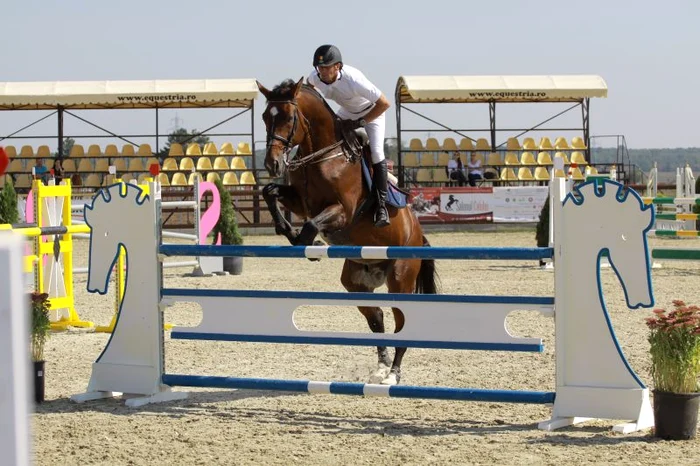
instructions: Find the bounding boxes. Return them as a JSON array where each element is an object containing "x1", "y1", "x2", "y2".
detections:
[{"x1": 256, "y1": 77, "x2": 438, "y2": 385}]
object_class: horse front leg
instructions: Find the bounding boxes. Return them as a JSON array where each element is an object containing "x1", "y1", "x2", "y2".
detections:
[
  {"x1": 295, "y1": 203, "x2": 347, "y2": 246},
  {"x1": 262, "y1": 183, "x2": 304, "y2": 245}
]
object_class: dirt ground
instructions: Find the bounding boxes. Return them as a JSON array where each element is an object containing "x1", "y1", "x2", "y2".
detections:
[{"x1": 32, "y1": 230, "x2": 700, "y2": 465}]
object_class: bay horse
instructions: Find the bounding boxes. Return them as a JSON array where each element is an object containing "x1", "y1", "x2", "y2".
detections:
[{"x1": 257, "y1": 78, "x2": 438, "y2": 385}]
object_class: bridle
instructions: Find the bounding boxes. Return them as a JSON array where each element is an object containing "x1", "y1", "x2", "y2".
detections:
[{"x1": 265, "y1": 100, "x2": 311, "y2": 167}]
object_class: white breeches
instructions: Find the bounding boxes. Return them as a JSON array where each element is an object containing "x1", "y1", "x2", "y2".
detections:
[{"x1": 338, "y1": 109, "x2": 386, "y2": 164}]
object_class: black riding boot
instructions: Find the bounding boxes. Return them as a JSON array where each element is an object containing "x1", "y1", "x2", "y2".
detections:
[{"x1": 372, "y1": 160, "x2": 391, "y2": 228}]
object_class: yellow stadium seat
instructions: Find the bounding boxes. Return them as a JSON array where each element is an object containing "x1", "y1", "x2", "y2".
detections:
[
  {"x1": 402, "y1": 153, "x2": 419, "y2": 167},
  {"x1": 425, "y1": 138, "x2": 441, "y2": 151},
  {"x1": 19, "y1": 145, "x2": 35, "y2": 158},
  {"x1": 500, "y1": 167, "x2": 518, "y2": 181},
  {"x1": 179, "y1": 157, "x2": 195, "y2": 171},
  {"x1": 486, "y1": 152, "x2": 503, "y2": 166},
  {"x1": 206, "y1": 172, "x2": 221, "y2": 184},
  {"x1": 128, "y1": 159, "x2": 144, "y2": 172},
  {"x1": 168, "y1": 143, "x2": 185, "y2": 157},
  {"x1": 87, "y1": 144, "x2": 102, "y2": 157},
  {"x1": 432, "y1": 168, "x2": 449, "y2": 183},
  {"x1": 7, "y1": 159, "x2": 24, "y2": 173},
  {"x1": 146, "y1": 157, "x2": 160, "y2": 171},
  {"x1": 571, "y1": 137, "x2": 587, "y2": 149},
  {"x1": 537, "y1": 151, "x2": 553, "y2": 165},
  {"x1": 554, "y1": 168, "x2": 567, "y2": 178},
  {"x1": 570, "y1": 151, "x2": 588, "y2": 165},
  {"x1": 113, "y1": 158, "x2": 127, "y2": 172},
  {"x1": 554, "y1": 137, "x2": 570, "y2": 150},
  {"x1": 504, "y1": 152, "x2": 520, "y2": 165},
  {"x1": 4, "y1": 146, "x2": 17, "y2": 158},
  {"x1": 408, "y1": 138, "x2": 424, "y2": 151},
  {"x1": 170, "y1": 172, "x2": 187, "y2": 186},
  {"x1": 197, "y1": 157, "x2": 213, "y2": 171},
  {"x1": 203, "y1": 142, "x2": 218, "y2": 156},
  {"x1": 442, "y1": 138, "x2": 458, "y2": 151},
  {"x1": 137, "y1": 174, "x2": 152, "y2": 184},
  {"x1": 520, "y1": 152, "x2": 537, "y2": 165},
  {"x1": 419, "y1": 153, "x2": 435, "y2": 166},
  {"x1": 213, "y1": 157, "x2": 229, "y2": 170},
  {"x1": 554, "y1": 152, "x2": 570, "y2": 165},
  {"x1": 188, "y1": 172, "x2": 203, "y2": 186},
  {"x1": 94, "y1": 159, "x2": 110, "y2": 172},
  {"x1": 459, "y1": 138, "x2": 475, "y2": 151},
  {"x1": 436, "y1": 152, "x2": 450, "y2": 166},
  {"x1": 157, "y1": 173, "x2": 170, "y2": 187},
  {"x1": 44, "y1": 159, "x2": 54, "y2": 170},
  {"x1": 506, "y1": 137, "x2": 521, "y2": 151},
  {"x1": 240, "y1": 171, "x2": 256, "y2": 185},
  {"x1": 162, "y1": 158, "x2": 178, "y2": 171},
  {"x1": 416, "y1": 168, "x2": 432, "y2": 183},
  {"x1": 223, "y1": 171, "x2": 239, "y2": 186},
  {"x1": 459, "y1": 152, "x2": 468, "y2": 165},
  {"x1": 585, "y1": 165, "x2": 599, "y2": 175},
  {"x1": 137, "y1": 144, "x2": 153, "y2": 157},
  {"x1": 0, "y1": 175, "x2": 5, "y2": 187},
  {"x1": 14, "y1": 174, "x2": 32, "y2": 188},
  {"x1": 36, "y1": 145, "x2": 51, "y2": 158},
  {"x1": 84, "y1": 174, "x2": 102, "y2": 188},
  {"x1": 522, "y1": 138, "x2": 537, "y2": 150},
  {"x1": 534, "y1": 166, "x2": 550, "y2": 181},
  {"x1": 237, "y1": 142, "x2": 252, "y2": 155},
  {"x1": 230, "y1": 156, "x2": 247, "y2": 170},
  {"x1": 70, "y1": 145, "x2": 85, "y2": 157},
  {"x1": 219, "y1": 142, "x2": 236, "y2": 155},
  {"x1": 475, "y1": 138, "x2": 490, "y2": 151},
  {"x1": 77, "y1": 159, "x2": 94, "y2": 173},
  {"x1": 120, "y1": 174, "x2": 135, "y2": 184},
  {"x1": 61, "y1": 159, "x2": 76, "y2": 172},
  {"x1": 186, "y1": 143, "x2": 202, "y2": 156},
  {"x1": 517, "y1": 167, "x2": 535, "y2": 181},
  {"x1": 105, "y1": 144, "x2": 119, "y2": 157},
  {"x1": 121, "y1": 144, "x2": 136, "y2": 157},
  {"x1": 570, "y1": 166, "x2": 586, "y2": 181},
  {"x1": 539, "y1": 137, "x2": 554, "y2": 150}
]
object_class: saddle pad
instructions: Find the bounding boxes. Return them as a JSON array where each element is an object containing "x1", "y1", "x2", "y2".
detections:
[{"x1": 361, "y1": 158, "x2": 407, "y2": 208}]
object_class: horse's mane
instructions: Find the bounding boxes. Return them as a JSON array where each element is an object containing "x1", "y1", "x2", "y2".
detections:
[{"x1": 268, "y1": 79, "x2": 337, "y2": 118}]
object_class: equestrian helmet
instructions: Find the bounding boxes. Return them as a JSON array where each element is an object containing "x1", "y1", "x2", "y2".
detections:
[{"x1": 313, "y1": 44, "x2": 342, "y2": 67}]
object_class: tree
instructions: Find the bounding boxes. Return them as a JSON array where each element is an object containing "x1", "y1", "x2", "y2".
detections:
[
  {"x1": 52, "y1": 137, "x2": 75, "y2": 158},
  {"x1": 159, "y1": 128, "x2": 211, "y2": 158},
  {"x1": 0, "y1": 177, "x2": 20, "y2": 224}
]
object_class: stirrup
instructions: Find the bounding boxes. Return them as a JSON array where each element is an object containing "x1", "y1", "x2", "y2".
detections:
[{"x1": 374, "y1": 206, "x2": 390, "y2": 228}]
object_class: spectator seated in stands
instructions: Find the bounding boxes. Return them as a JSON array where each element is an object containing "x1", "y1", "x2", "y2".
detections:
[
  {"x1": 33, "y1": 159, "x2": 49, "y2": 183},
  {"x1": 467, "y1": 152, "x2": 483, "y2": 186},
  {"x1": 447, "y1": 152, "x2": 467, "y2": 186}
]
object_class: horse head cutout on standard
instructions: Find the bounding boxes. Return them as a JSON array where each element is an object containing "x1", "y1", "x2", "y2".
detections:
[{"x1": 257, "y1": 77, "x2": 439, "y2": 385}]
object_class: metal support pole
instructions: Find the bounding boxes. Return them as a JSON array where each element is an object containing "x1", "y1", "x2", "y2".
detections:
[
  {"x1": 582, "y1": 98, "x2": 590, "y2": 163},
  {"x1": 57, "y1": 106, "x2": 64, "y2": 158},
  {"x1": 155, "y1": 106, "x2": 160, "y2": 157},
  {"x1": 251, "y1": 100, "x2": 260, "y2": 224},
  {"x1": 489, "y1": 102, "x2": 496, "y2": 152},
  {"x1": 395, "y1": 88, "x2": 404, "y2": 187}
]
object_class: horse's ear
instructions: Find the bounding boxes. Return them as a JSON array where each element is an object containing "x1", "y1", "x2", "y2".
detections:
[
  {"x1": 256, "y1": 81, "x2": 271, "y2": 99},
  {"x1": 293, "y1": 77, "x2": 305, "y2": 97}
]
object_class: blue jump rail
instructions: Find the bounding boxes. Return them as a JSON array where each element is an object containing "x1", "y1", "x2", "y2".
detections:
[
  {"x1": 161, "y1": 374, "x2": 556, "y2": 404},
  {"x1": 159, "y1": 245, "x2": 554, "y2": 261}
]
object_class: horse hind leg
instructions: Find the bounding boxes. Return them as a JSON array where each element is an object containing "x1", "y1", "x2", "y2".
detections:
[{"x1": 340, "y1": 260, "x2": 391, "y2": 383}]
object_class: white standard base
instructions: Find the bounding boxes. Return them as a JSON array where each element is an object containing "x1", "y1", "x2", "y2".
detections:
[
  {"x1": 71, "y1": 389, "x2": 188, "y2": 407},
  {"x1": 123, "y1": 390, "x2": 189, "y2": 408},
  {"x1": 538, "y1": 415, "x2": 654, "y2": 434}
]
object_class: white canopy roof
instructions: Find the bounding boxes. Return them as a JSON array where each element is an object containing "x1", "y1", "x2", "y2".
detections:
[
  {"x1": 0, "y1": 79, "x2": 259, "y2": 110},
  {"x1": 396, "y1": 75, "x2": 608, "y2": 103}
]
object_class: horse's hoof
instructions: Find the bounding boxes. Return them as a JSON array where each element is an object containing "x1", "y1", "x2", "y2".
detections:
[
  {"x1": 381, "y1": 371, "x2": 400, "y2": 386},
  {"x1": 368, "y1": 364, "x2": 391, "y2": 384}
]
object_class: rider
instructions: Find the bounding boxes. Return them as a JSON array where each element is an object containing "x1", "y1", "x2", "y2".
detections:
[{"x1": 307, "y1": 44, "x2": 392, "y2": 228}]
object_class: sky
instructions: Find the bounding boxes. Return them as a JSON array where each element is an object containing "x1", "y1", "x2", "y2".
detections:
[{"x1": 2, "y1": 0, "x2": 699, "y2": 150}]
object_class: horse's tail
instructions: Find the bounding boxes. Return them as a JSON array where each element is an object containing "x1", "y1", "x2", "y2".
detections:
[{"x1": 415, "y1": 235, "x2": 440, "y2": 295}]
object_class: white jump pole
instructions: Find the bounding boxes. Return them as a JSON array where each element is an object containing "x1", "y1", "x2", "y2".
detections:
[{"x1": 0, "y1": 232, "x2": 32, "y2": 466}]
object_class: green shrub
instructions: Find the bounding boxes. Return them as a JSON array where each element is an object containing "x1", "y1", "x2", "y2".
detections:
[
  {"x1": 212, "y1": 179, "x2": 242, "y2": 245},
  {"x1": 535, "y1": 194, "x2": 550, "y2": 248},
  {"x1": 0, "y1": 177, "x2": 19, "y2": 224},
  {"x1": 30, "y1": 292, "x2": 52, "y2": 362}
]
